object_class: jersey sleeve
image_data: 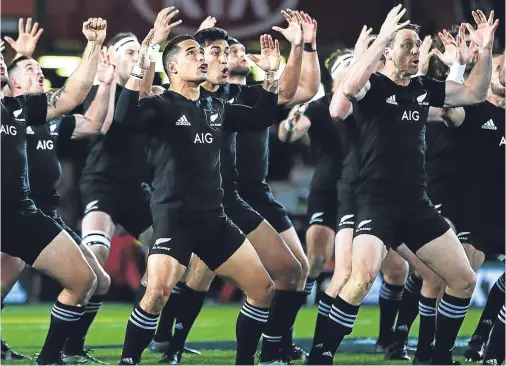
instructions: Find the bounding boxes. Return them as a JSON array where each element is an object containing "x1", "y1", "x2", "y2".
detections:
[
  {"x1": 222, "y1": 87, "x2": 278, "y2": 132},
  {"x1": 114, "y1": 88, "x2": 157, "y2": 132},
  {"x1": 56, "y1": 115, "x2": 77, "y2": 142},
  {"x1": 421, "y1": 76, "x2": 446, "y2": 107}
]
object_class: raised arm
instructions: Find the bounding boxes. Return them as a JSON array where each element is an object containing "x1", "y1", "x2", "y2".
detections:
[
  {"x1": 342, "y1": 5, "x2": 408, "y2": 101},
  {"x1": 285, "y1": 11, "x2": 320, "y2": 106},
  {"x1": 46, "y1": 18, "x2": 107, "y2": 121},
  {"x1": 442, "y1": 11, "x2": 499, "y2": 107},
  {"x1": 278, "y1": 104, "x2": 311, "y2": 142},
  {"x1": 272, "y1": 10, "x2": 303, "y2": 104},
  {"x1": 71, "y1": 48, "x2": 115, "y2": 138}
]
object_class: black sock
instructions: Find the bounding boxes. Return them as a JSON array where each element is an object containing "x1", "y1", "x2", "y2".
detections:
[
  {"x1": 120, "y1": 304, "x2": 159, "y2": 364},
  {"x1": 134, "y1": 284, "x2": 147, "y2": 307},
  {"x1": 309, "y1": 295, "x2": 359, "y2": 365},
  {"x1": 433, "y1": 293, "x2": 471, "y2": 362},
  {"x1": 483, "y1": 305, "x2": 505, "y2": 365},
  {"x1": 308, "y1": 291, "x2": 333, "y2": 359},
  {"x1": 171, "y1": 284, "x2": 207, "y2": 351},
  {"x1": 416, "y1": 295, "x2": 437, "y2": 354},
  {"x1": 378, "y1": 281, "x2": 404, "y2": 343},
  {"x1": 63, "y1": 295, "x2": 105, "y2": 355},
  {"x1": 153, "y1": 282, "x2": 183, "y2": 343},
  {"x1": 236, "y1": 301, "x2": 269, "y2": 365},
  {"x1": 304, "y1": 277, "x2": 317, "y2": 298},
  {"x1": 473, "y1": 273, "x2": 504, "y2": 341},
  {"x1": 393, "y1": 274, "x2": 422, "y2": 345},
  {"x1": 261, "y1": 290, "x2": 302, "y2": 361},
  {"x1": 37, "y1": 301, "x2": 84, "y2": 364},
  {"x1": 282, "y1": 285, "x2": 311, "y2": 351}
]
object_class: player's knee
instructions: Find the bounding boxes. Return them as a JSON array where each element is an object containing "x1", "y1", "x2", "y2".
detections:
[
  {"x1": 250, "y1": 277, "x2": 275, "y2": 307},
  {"x1": 144, "y1": 284, "x2": 173, "y2": 312},
  {"x1": 95, "y1": 271, "x2": 111, "y2": 295},
  {"x1": 298, "y1": 255, "x2": 310, "y2": 282},
  {"x1": 455, "y1": 270, "x2": 476, "y2": 296},
  {"x1": 308, "y1": 255, "x2": 326, "y2": 278},
  {"x1": 383, "y1": 262, "x2": 409, "y2": 284},
  {"x1": 349, "y1": 268, "x2": 377, "y2": 296}
]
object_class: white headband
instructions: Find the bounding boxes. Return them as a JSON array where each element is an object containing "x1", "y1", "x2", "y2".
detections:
[
  {"x1": 114, "y1": 36, "x2": 138, "y2": 55},
  {"x1": 331, "y1": 53, "x2": 354, "y2": 79}
]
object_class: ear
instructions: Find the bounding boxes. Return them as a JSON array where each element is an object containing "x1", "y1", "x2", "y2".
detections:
[
  {"x1": 383, "y1": 47, "x2": 392, "y2": 61},
  {"x1": 168, "y1": 61, "x2": 178, "y2": 74},
  {"x1": 9, "y1": 77, "x2": 21, "y2": 89}
]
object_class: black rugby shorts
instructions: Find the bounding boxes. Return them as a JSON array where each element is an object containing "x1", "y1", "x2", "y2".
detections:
[
  {"x1": 354, "y1": 198, "x2": 450, "y2": 252},
  {"x1": 223, "y1": 191, "x2": 264, "y2": 235},
  {"x1": 239, "y1": 183, "x2": 292, "y2": 233},
  {"x1": 150, "y1": 208, "x2": 246, "y2": 271},
  {"x1": 2, "y1": 202, "x2": 63, "y2": 266},
  {"x1": 80, "y1": 180, "x2": 152, "y2": 238},
  {"x1": 307, "y1": 188, "x2": 338, "y2": 231}
]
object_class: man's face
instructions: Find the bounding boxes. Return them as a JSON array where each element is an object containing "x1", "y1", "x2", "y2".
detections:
[
  {"x1": 0, "y1": 54, "x2": 7, "y2": 84},
  {"x1": 229, "y1": 43, "x2": 250, "y2": 76},
  {"x1": 173, "y1": 39, "x2": 208, "y2": 84},
  {"x1": 204, "y1": 40, "x2": 230, "y2": 85},
  {"x1": 386, "y1": 29, "x2": 421, "y2": 76},
  {"x1": 116, "y1": 40, "x2": 141, "y2": 83},
  {"x1": 11, "y1": 59, "x2": 45, "y2": 94}
]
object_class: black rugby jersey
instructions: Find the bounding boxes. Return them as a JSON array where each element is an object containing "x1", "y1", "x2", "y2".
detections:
[
  {"x1": 352, "y1": 72, "x2": 445, "y2": 201},
  {"x1": 305, "y1": 96, "x2": 345, "y2": 192},
  {"x1": 26, "y1": 115, "x2": 76, "y2": 212},
  {"x1": 425, "y1": 123, "x2": 461, "y2": 196},
  {"x1": 115, "y1": 87, "x2": 277, "y2": 212},
  {"x1": 1, "y1": 94, "x2": 47, "y2": 205},
  {"x1": 458, "y1": 101, "x2": 505, "y2": 192},
  {"x1": 80, "y1": 84, "x2": 149, "y2": 186},
  {"x1": 200, "y1": 83, "x2": 243, "y2": 195},
  {"x1": 234, "y1": 84, "x2": 274, "y2": 187}
]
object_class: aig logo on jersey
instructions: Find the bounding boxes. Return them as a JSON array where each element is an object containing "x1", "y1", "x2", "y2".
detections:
[
  {"x1": 1, "y1": 125, "x2": 17, "y2": 135},
  {"x1": 402, "y1": 110, "x2": 419, "y2": 121},
  {"x1": 194, "y1": 132, "x2": 213, "y2": 144},
  {"x1": 37, "y1": 140, "x2": 54, "y2": 150}
]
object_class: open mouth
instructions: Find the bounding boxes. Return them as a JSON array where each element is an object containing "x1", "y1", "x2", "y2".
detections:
[
  {"x1": 412, "y1": 59, "x2": 420, "y2": 66},
  {"x1": 199, "y1": 63, "x2": 208, "y2": 73},
  {"x1": 38, "y1": 76, "x2": 44, "y2": 86},
  {"x1": 221, "y1": 67, "x2": 229, "y2": 77}
]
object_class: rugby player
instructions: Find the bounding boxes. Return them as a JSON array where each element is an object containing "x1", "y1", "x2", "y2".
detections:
[
  {"x1": 228, "y1": 11, "x2": 320, "y2": 361},
  {"x1": 1, "y1": 18, "x2": 107, "y2": 365},
  {"x1": 154, "y1": 16, "x2": 305, "y2": 363},
  {"x1": 115, "y1": 27, "x2": 283, "y2": 364},
  {"x1": 307, "y1": 6, "x2": 498, "y2": 364}
]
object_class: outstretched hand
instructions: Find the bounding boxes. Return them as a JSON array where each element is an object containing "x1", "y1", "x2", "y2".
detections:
[
  {"x1": 354, "y1": 25, "x2": 376, "y2": 59},
  {"x1": 465, "y1": 10, "x2": 499, "y2": 50},
  {"x1": 378, "y1": 5, "x2": 410, "y2": 44},
  {"x1": 4, "y1": 18, "x2": 43, "y2": 57},
  {"x1": 248, "y1": 34, "x2": 281, "y2": 73},
  {"x1": 272, "y1": 9, "x2": 303, "y2": 46},
  {"x1": 153, "y1": 7, "x2": 182, "y2": 45}
]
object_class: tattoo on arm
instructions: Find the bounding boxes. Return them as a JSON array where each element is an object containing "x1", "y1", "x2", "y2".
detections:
[
  {"x1": 264, "y1": 79, "x2": 279, "y2": 94},
  {"x1": 46, "y1": 85, "x2": 66, "y2": 108}
]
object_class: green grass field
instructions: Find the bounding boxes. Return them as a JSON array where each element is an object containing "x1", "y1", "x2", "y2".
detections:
[{"x1": 1, "y1": 303, "x2": 484, "y2": 365}]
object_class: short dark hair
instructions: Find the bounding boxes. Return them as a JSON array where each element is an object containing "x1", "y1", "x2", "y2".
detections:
[
  {"x1": 7, "y1": 56, "x2": 34, "y2": 74},
  {"x1": 106, "y1": 32, "x2": 137, "y2": 48},
  {"x1": 388, "y1": 24, "x2": 421, "y2": 47},
  {"x1": 162, "y1": 34, "x2": 196, "y2": 76},
  {"x1": 194, "y1": 27, "x2": 229, "y2": 47}
]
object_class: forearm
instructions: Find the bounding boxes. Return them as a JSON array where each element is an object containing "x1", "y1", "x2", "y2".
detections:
[
  {"x1": 278, "y1": 44, "x2": 303, "y2": 103},
  {"x1": 463, "y1": 48, "x2": 492, "y2": 102},
  {"x1": 342, "y1": 38, "x2": 387, "y2": 98},
  {"x1": 329, "y1": 86, "x2": 352, "y2": 120},
  {"x1": 62, "y1": 41, "x2": 102, "y2": 103},
  {"x1": 84, "y1": 81, "x2": 111, "y2": 132},
  {"x1": 296, "y1": 47, "x2": 321, "y2": 100},
  {"x1": 140, "y1": 63, "x2": 156, "y2": 99},
  {"x1": 101, "y1": 82, "x2": 116, "y2": 134}
]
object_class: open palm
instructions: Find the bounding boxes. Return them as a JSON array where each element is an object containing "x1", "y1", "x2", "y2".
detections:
[
  {"x1": 4, "y1": 18, "x2": 43, "y2": 57},
  {"x1": 248, "y1": 35, "x2": 280, "y2": 72},
  {"x1": 465, "y1": 10, "x2": 499, "y2": 49}
]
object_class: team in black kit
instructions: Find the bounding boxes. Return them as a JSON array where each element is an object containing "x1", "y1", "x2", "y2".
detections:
[{"x1": 1, "y1": 4, "x2": 505, "y2": 366}]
